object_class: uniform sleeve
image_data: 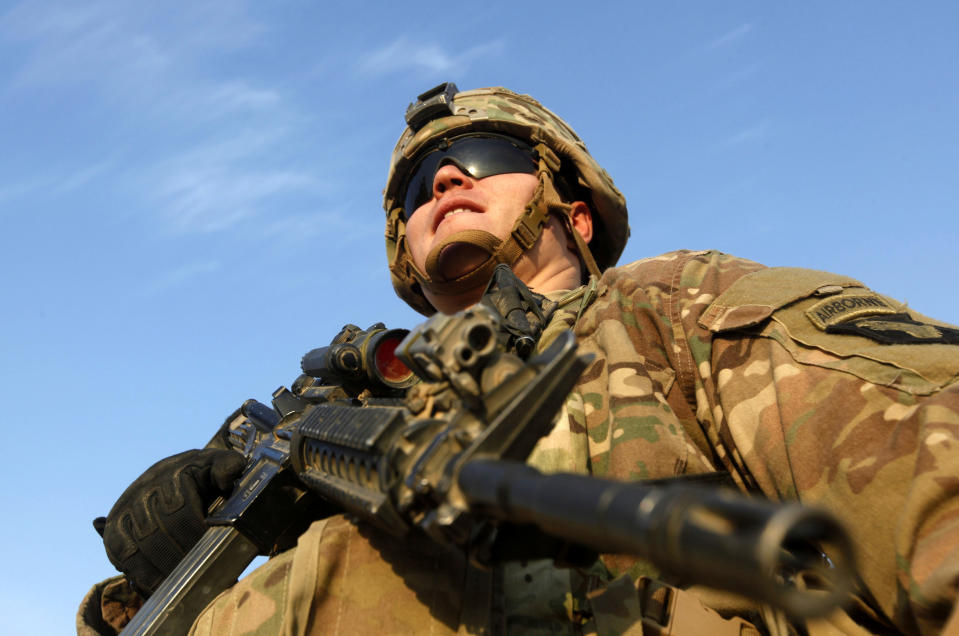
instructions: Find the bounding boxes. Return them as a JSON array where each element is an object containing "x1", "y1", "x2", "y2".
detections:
[
  {"x1": 568, "y1": 251, "x2": 767, "y2": 485},
  {"x1": 77, "y1": 575, "x2": 143, "y2": 636},
  {"x1": 688, "y1": 258, "x2": 959, "y2": 633},
  {"x1": 572, "y1": 250, "x2": 959, "y2": 632},
  {"x1": 566, "y1": 250, "x2": 767, "y2": 585}
]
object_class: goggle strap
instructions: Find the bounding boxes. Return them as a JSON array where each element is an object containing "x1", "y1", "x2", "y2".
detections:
[
  {"x1": 512, "y1": 144, "x2": 563, "y2": 250},
  {"x1": 535, "y1": 143, "x2": 563, "y2": 173},
  {"x1": 533, "y1": 145, "x2": 602, "y2": 279}
]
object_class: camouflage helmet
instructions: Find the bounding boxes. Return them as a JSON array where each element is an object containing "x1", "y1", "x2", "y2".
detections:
[{"x1": 384, "y1": 84, "x2": 630, "y2": 315}]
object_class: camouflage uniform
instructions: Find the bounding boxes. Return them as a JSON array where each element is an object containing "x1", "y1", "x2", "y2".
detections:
[{"x1": 80, "y1": 250, "x2": 959, "y2": 634}]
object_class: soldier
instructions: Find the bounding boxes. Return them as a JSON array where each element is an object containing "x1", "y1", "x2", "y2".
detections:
[{"x1": 81, "y1": 84, "x2": 959, "y2": 635}]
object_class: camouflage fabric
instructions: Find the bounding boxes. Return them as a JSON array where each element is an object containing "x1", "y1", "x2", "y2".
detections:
[
  {"x1": 563, "y1": 250, "x2": 959, "y2": 634},
  {"x1": 80, "y1": 250, "x2": 959, "y2": 634},
  {"x1": 190, "y1": 515, "x2": 473, "y2": 635},
  {"x1": 77, "y1": 574, "x2": 142, "y2": 635}
]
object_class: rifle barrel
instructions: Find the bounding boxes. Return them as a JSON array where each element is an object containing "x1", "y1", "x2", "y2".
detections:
[{"x1": 458, "y1": 459, "x2": 854, "y2": 618}]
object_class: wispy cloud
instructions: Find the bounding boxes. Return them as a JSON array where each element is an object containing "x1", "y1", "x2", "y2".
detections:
[
  {"x1": 356, "y1": 37, "x2": 505, "y2": 75},
  {"x1": 140, "y1": 81, "x2": 310, "y2": 234},
  {"x1": 0, "y1": 0, "x2": 264, "y2": 90},
  {"x1": 0, "y1": 177, "x2": 49, "y2": 206},
  {"x1": 706, "y1": 23, "x2": 755, "y2": 50},
  {"x1": 170, "y1": 0, "x2": 266, "y2": 49},
  {"x1": 0, "y1": 161, "x2": 112, "y2": 205},
  {"x1": 1, "y1": 2, "x2": 103, "y2": 41},
  {"x1": 153, "y1": 80, "x2": 287, "y2": 128},
  {"x1": 1, "y1": 1, "x2": 321, "y2": 236},
  {"x1": 152, "y1": 129, "x2": 324, "y2": 233},
  {"x1": 207, "y1": 82, "x2": 282, "y2": 111},
  {"x1": 0, "y1": 2, "x2": 168, "y2": 90},
  {"x1": 140, "y1": 120, "x2": 322, "y2": 233},
  {"x1": 141, "y1": 85, "x2": 318, "y2": 235},
  {"x1": 716, "y1": 63, "x2": 762, "y2": 88},
  {"x1": 259, "y1": 206, "x2": 379, "y2": 244},
  {"x1": 161, "y1": 170, "x2": 320, "y2": 233},
  {"x1": 138, "y1": 259, "x2": 222, "y2": 297},
  {"x1": 718, "y1": 120, "x2": 770, "y2": 148},
  {"x1": 52, "y1": 161, "x2": 113, "y2": 194}
]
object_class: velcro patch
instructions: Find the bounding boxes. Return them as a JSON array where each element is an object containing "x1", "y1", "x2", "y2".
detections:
[
  {"x1": 827, "y1": 313, "x2": 959, "y2": 345},
  {"x1": 805, "y1": 293, "x2": 898, "y2": 330}
]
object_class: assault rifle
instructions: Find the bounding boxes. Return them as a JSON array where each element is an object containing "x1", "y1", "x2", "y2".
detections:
[{"x1": 120, "y1": 277, "x2": 855, "y2": 635}]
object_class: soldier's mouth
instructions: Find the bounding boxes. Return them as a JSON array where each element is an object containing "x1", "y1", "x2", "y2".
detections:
[
  {"x1": 443, "y1": 208, "x2": 473, "y2": 220},
  {"x1": 433, "y1": 200, "x2": 483, "y2": 232}
]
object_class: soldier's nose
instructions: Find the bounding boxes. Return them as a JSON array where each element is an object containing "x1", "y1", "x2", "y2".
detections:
[{"x1": 433, "y1": 163, "x2": 474, "y2": 197}]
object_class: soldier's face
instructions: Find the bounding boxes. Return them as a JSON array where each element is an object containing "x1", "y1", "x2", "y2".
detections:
[{"x1": 403, "y1": 163, "x2": 539, "y2": 280}]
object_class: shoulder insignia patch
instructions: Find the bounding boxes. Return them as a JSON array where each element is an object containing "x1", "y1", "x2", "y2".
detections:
[
  {"x1": 826, "y1": 313, "x2": 959, "y2": 345},
  {"x1": 805, "y1": 293, "x2": 898, "y2": 330}
]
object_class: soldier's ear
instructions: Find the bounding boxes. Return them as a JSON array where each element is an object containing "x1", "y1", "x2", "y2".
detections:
[{"x1": 569, "y1": 201, "x2": 593, "y2": 244}]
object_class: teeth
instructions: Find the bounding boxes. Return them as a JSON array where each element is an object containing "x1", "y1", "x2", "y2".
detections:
[{"x1": 443, "y1": 208, "x2": 472, "y2": 219}]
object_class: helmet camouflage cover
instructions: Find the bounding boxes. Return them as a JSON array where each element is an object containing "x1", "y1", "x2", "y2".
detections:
[{"x1": 384, "y1": 84, "x2": 630, "y2": 315}]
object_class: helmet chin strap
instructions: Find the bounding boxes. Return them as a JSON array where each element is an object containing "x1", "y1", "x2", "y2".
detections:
[
  {"x1": 422, "y1": 228, "x2": 510, "y2": 293},
  {"x1": 396, "y1": 143, "x2": 602, "y2": 303}
]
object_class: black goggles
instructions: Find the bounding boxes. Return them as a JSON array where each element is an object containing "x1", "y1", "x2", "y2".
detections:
[{"x1": 400, "y1": 134, "x2": 539, "y2": 218}]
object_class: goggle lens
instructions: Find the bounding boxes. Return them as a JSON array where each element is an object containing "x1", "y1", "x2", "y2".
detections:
[{"x1": 402, "y1": 135, "x2": 537, "y2": 218}]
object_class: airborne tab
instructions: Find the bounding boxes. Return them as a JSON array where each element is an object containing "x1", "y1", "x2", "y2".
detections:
[{"x1": 805, "y1": 292, "x2": 898, "y2": 330}]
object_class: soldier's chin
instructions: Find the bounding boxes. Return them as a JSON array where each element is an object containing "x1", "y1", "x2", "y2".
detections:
[{"x1": 434, "y1": 243, "x2": 489, "y2": 281}]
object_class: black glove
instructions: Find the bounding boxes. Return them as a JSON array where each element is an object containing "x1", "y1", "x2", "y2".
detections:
[{"x1": 94, "y1": 448, "x2": 246, "y2": 597}]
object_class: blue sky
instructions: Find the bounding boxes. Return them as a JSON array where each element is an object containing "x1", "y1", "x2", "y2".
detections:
[{"x1": 1, "y1": 2, "x2": 957, "y2": 633}]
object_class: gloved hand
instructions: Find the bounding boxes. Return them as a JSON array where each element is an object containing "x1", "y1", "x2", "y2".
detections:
[{"x1": 93, "y1": 448, "x2": 246, "y2": 598}]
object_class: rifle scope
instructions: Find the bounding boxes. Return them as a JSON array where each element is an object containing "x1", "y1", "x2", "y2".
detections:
[{"x1": 301, "y1": 323, "x2": 416, "y2": 390}]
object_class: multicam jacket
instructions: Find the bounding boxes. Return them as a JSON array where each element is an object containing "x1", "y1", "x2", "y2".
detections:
[{"x1": 80, "y1": 250, "x2": 959, "y2": 635}]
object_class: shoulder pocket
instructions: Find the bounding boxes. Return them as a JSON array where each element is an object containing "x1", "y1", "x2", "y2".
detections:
[{"x1": 698, "y1": 267, "x2": 959, "y2": 395}]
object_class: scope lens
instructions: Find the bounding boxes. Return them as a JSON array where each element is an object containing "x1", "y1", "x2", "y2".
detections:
[{"x1": 374, "y1": 334, "x2": 415, "y2": 387}]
